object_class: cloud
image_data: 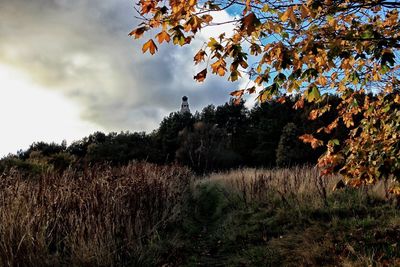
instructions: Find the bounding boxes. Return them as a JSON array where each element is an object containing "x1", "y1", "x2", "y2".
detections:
[{"x1": 0, "y1": 0, "x2": 242, "y2": 133}]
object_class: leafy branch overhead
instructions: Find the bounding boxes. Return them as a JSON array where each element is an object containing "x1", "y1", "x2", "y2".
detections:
[{"x1": 131, "y1": 0, "x2": 400, "y2": 192}]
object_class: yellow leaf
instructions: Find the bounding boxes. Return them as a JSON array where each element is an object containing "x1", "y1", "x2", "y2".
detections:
[
  {"x1": 142, "y1": 39, "x2": 158, "y2": 55},
  {"x1": 394, "y1": 94, "x2": 400, "y2": 104},
  {"x1": 317, "y1": 75, "x2": 327, "y2": 86}
]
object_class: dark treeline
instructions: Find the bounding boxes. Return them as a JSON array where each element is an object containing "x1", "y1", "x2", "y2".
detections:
[{"x1": 0, "y1": 95, "x2": 350, "y2": 174}]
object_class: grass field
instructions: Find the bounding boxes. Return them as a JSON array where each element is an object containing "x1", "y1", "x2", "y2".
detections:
[{"x1": 0, "y1": 164, "x2": 399, "y2": 266}]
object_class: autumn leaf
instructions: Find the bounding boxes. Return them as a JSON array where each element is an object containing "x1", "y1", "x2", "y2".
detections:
[
  {"x1": 300, "y1": 4, "x2": 310, "y2": 18},
  {"x1": 240, "y1": 12, "x2": 260, "y2": 36},
  {"x1": 129, "y1": 26, "x2": 147, "y2": 39},
  {"x1": 184, "y1": 15, "x2": 202, "y2": 33},
  {"x1": 280, "y1": 7, "x2": 296, "y2": 23},
  {"x1": 306, "y1": 85, "x2": 321, "y2": 102},
  {"x1": 194, "y1": 49, "x2": 207, "y2": 64},
  {"x1": 201, "y1": 14, "x2": 213, "y2": 24},
  {"x1": 299, "y1": 134, "x2": 323, "y2": 149},
  {"x1": 308, "y1": 109, "x2": 319, "y2": 120},
  {"x1": 230, "y1": 89, "x2": 245, "y2": 97},
  {"x1": 277, "y1": 96, "x2": 286, "y2": 104},
  {"x1": 293, "y1": 98, "x2": 304, "y2": 109},
  {"x1": 142, "y1": 39, "x2": 158, "y2": 55},
  {"x1": 229, "y1": 70, "x2": 241, "y2": 81},
  {"x1": 389, "y1": 186, "x2": 400, "y2": 196},
  {"x1": 155, "y1": 31, "x2": 171, "y2": 44},
  {"x1": 324, "y1": 118, "x2": 339, "y2": 133},
  {"x1": 348, "y1": 179, "x2": 364, "y2": 187},
  {"x1": 247, "y1": 86, "x2": 256, "y2": 94},
  {"x1": 211, "y1": 59, "x2": 227, "y2": 76},
  {"x1": 194, "y1": 69, "x2": 207, "y2": 82},
  {"x1": 140, "y1": 0, "x2": 156, "y2": 14}
]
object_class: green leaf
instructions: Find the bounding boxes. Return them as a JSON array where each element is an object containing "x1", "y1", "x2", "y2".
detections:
[
  {"x1": 307, "y1": 85, "x2": 321, "y2": 102},
  {"x1": 332, "y1": 139, "x2": 340, "y2": 146},
  {"x1": 382, "y1": 104, "x2": 391, "y2": 113}
]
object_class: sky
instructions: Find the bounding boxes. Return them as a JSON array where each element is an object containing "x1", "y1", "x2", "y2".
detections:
[{"x1": 0, "y1": 0, "x2": 252, "y2": 157}]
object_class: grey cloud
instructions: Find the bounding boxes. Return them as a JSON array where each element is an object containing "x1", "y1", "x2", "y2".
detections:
[{"x1": 0, "y1": 0, "x2": 238, "y2": 133}]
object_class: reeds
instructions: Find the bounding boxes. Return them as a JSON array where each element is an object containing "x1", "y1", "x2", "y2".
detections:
[{"x1": 0, "y1": 162, "x2": 191, "y2": 266}]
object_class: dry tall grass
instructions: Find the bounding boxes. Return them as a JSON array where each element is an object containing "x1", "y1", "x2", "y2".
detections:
[
  {"x1": 0, "y1": 162, "x2": 191, "y2": 266},
  {"x1": 203, "y1": 166, "x2": 397, "y2": 207}
]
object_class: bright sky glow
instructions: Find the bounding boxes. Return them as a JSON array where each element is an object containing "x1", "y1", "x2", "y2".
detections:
[{"x1": 0, "y1": 64, "x2": 101, "y2": 157}]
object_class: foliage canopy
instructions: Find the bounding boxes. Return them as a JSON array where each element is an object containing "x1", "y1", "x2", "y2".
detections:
[{"x1": 131, "y1": 0, "x2": 400, "y2": 190}]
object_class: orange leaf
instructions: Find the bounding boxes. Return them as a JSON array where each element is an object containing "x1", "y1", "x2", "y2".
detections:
[
  {"x1": 389, "y1": 186, "x2": 400, "y2": 196},
  {"x1": 155, "y1": 31, "x2": 171, "y2": 44},
  {"x1": 194, "y1": 69, "x2": 207, "y2": 82},
  {"x1": 140, "y1": 1, "x2": 157, "y2": 14},
  {"x1": 299, "y1": 134, "x2": 323, "y2": 149},
  {"x1": 300, "y1": 4, "x2": 310, "y2": 19},
  {"x1": 201, "y1": 14, "x2": 213, "y2": 24},
  {"x1": 129, "y1": 26, "x2": 147, "y2": 39},
  {"x1": 308, "y1": 109, "x2": 319, "y2": 120},
  {"x1": 230, "y1": 89, "x2": 245, "y2": 97},
  {"x1": 211, "y1": 59, "x2": 227, "y2": 76},
  {"x1": 324, "y1": 118, "x2": 339, "y2": 133},
  {"x1": 194, "y1": 49, "x2": 207, "y2": 64},
  {"x1": 280, "y1": 7, "x2": 296, "y2": 22},
  {"x1": 348, "y1": 179, "x2": 363, "y2": 188},
  {"x1": 142, "y1": 39, "x2": 158, "y2": 55},
  {"x1": 277, "y1": 96, "x2": 286, "y2": 104},
  {"x1": 293, "y1": 97, "x2": 304, "y2": 109}
]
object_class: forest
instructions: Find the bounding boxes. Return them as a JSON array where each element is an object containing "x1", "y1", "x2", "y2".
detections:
[{"x1": 0, "y1": 95, "x2": 348, "y2": 175}]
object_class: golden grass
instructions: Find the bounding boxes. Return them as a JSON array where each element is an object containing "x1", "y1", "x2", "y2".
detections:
[
  {"x1": 0, "y1": 162, "x2": 191, "y2": 266},
  {"x1": 203, "y1": 166, "x2": 398, "y2": 206}
]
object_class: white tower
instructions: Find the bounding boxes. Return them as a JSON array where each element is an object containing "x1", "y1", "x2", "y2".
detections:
[{"x1": 180, "y1": 96, "x2": 190, "y2": 113}]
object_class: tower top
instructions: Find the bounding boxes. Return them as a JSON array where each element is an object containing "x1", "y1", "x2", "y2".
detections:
[{"x1": 180, "y1": 96, "x2": 190, "y2": 113}]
